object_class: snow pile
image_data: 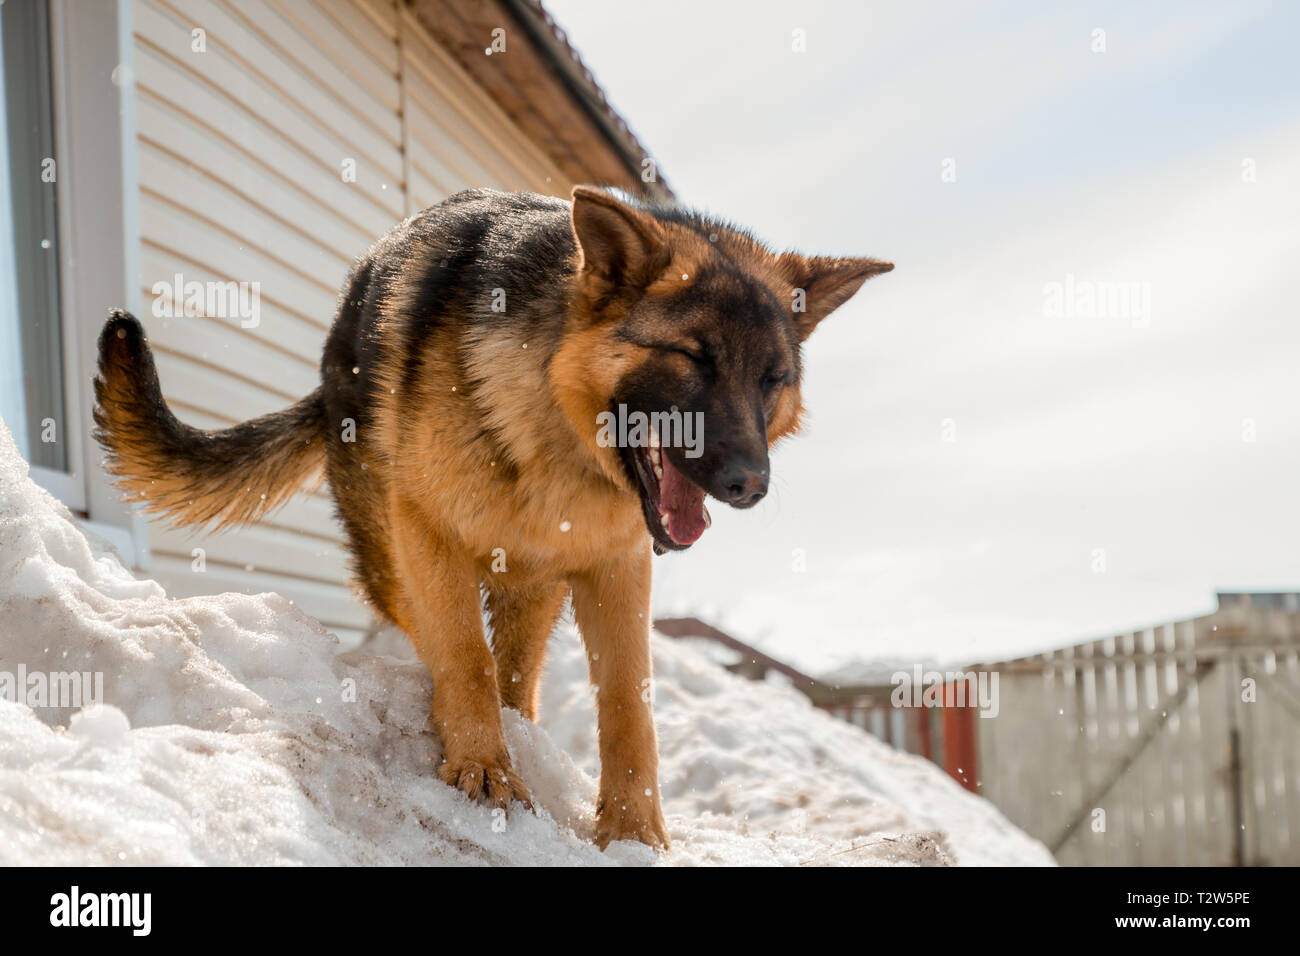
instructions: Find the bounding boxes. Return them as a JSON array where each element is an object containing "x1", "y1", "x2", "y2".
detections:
[
  {"x1": 820, "y1": 657, "x2": 943, "y2": 686},
  {"x1": 0, "y1": 419, "x2": 1051, "y2": 865},
  {"x1": 539, "y1": 642, "x2": 1049, "y2": 866}
]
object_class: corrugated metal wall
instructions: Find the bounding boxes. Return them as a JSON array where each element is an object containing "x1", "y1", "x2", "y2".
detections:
[{"x1": 130, "y1": 0, "x2": 572, "y2": 642}]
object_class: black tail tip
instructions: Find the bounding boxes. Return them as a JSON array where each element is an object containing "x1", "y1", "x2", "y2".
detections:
[{"x1": 98, "y1": 310, "x2": 147, "y2": 365}]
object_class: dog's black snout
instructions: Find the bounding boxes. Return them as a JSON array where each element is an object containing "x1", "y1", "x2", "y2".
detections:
[{"x1": 720, "y1": 462, "x2": 768, "y2": 507}]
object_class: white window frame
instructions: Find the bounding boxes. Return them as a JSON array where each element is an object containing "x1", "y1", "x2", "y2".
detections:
[
  {"x1": 2, "y1": 0, "x2": 77, "y2": 507},
  {"x1": 36, "y1": 0, "x2": 149, "y2": 569}
]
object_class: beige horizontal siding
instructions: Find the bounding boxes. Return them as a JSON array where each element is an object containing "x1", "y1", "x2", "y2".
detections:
[
  {"x1": 400, "y1": 9, "x2": 570, "y2": 200},
  {"x1": 135, "y1": 1, "x2": 402, "y2": 220},
  {"x1": 133, "y1": 49, "x2": 397, "y2": 238},
  {"x1": 142, "y1": 312, "x2": 320, "y2": 401},
  {"x1": 263, "y1": 0, "x2": 402, "y2": 114},
  {"x1": 150, "y1": 554, "x2": 372, "y2": 635},
  {"x1": 139, "y1": 247, "x2": 327, "y2": 365},
  {"x1": 138, "y1": 141, "x2": 353, "y2": 287},
  {"x1": 133, "y1": 0, "x2": 576, "y2": 640},
  {"x1": 152, "y1": 521, "x2": 352, "y2": 585},
  {"x1": 317, "y1": 0, "x2": 398, "y2": 74},
  {"x1": 354, "y1": 0, "x2": 397, "y2": 40},
  {"x1": 139, "y1": 192, "x2": 339, "y2": 329}
]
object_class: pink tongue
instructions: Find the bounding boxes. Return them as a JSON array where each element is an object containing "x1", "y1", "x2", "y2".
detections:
[{"x1": 659, "y1": 456, "x2": 708, "y2": 545}]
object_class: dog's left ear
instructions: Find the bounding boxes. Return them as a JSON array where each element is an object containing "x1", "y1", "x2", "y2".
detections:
[
  {"x1": 778, "y1": 254, "x2": 894, "y2": 339},
  {"x1": 570, "y1": 186, "x2": 668, "y2": 288}
]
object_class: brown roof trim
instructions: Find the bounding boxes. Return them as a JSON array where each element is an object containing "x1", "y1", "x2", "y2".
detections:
[
  {"x1": 410, "y1": 0, "x2": 673, "y2": 200},
  {"x1": 505, "y1": 0, "x2": 673, "y2": 197}
]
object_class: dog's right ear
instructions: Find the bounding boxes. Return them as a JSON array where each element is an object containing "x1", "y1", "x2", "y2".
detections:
[{"x1": 570, "y1": 186, "x2": 668, "y2": 287}]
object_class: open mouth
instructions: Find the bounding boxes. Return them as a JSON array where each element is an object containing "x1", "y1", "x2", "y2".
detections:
[{"x1": 624, "y1": 429, "x2": 711, "y2": 552}]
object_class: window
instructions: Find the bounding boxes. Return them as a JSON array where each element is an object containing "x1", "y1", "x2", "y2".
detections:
[{"x1": 0, "y1": 0, "x2": 65, "y2": 473}]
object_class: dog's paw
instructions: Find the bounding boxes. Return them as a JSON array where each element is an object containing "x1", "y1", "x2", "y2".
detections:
[
  {"x1": 595, "y1": 793, "x2": 670, "y2": 850},
  {"x1": 439, "y1": 756, "x2": 531, "y2": 812}
]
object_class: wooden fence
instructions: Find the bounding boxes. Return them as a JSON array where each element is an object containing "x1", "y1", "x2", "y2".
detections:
[{"x1": 975, "y1": 593, "x2": 1300, "y2": 865}]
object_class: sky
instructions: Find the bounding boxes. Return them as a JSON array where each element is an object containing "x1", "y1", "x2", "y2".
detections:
[{"x1": 543, "y1": 0, "x2": 1300, "y2": 673}]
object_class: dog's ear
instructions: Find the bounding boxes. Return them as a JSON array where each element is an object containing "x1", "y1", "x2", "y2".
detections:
[
  {"x1": 571, "y1": 186, "x2": 668, "y2": 287},
  {"x1": 778, "y1": 254, "x2": 894, "y2": 339}
]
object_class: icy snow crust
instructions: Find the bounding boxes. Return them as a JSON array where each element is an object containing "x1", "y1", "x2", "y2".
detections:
[{"x1": 0, "y1": 420, "x2": 1052, "y2": 866}]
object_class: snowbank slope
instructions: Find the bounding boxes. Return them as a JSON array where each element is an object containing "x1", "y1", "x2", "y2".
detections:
[{"x1": 0, "y1": 420, "x2": 1051, "y2": 865}]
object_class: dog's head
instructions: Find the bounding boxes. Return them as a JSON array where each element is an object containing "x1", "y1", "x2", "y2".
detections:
[{"x1": 551, "y1": 186, "x2": 893, "y2": 553}]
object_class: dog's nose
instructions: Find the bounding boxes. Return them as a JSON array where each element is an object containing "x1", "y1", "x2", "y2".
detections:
[{"x1": 720, "y1": 462, "x2": 768, "y2": 507}]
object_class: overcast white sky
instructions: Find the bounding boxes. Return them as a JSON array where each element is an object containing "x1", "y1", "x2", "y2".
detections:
[{"x1": 544, "y1": 0, "x2": 1300, "y2": 673}]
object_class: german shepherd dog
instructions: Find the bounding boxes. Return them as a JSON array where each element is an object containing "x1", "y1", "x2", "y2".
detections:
[{"x1": 92, "y1": 186, "x2": 892, "y2": 849}]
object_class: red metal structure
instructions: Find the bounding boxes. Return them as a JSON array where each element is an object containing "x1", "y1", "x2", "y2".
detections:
[{"x1": 940, "y1": 687, "x2": 979, "y2": 793}]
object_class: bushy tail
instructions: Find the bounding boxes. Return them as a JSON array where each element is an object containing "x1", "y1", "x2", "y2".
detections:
[{"x1": 92, "y1": 310, "x2": 327, "y2": 530}]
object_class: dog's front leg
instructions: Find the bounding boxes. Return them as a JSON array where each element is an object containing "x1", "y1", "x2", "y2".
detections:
[
  {"x1": 391, "y1": 496, "x2": 529, "y2": 810},
  {"x1": 485, "y1": 580, "x2": 569, "y2": 721},
  {"x1": 570, "y1": 547, "x2": 669, "y2": 850}
]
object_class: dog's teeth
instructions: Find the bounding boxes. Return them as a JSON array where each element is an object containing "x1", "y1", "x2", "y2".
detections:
[
  {"x1": 702, "y1": 506, "x2": 711, "y2": 528},
  {"x1": 660, "y1": 513, "x2": 670, "y2": 528},
  {"x1": 654, "y1": 466, "x2": 663, "y2": 480},
  {"x1": 649, "y1": 431, "x2": 661, "y2": 448}
]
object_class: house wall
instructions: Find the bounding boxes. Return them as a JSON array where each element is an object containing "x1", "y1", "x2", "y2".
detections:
[{"x1": 128, "y1": 0, "x2": 573, "y2": 642}]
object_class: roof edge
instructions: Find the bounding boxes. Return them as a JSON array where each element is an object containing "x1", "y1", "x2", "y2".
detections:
[{"x1": 501, "y1": 0, "x2": 674, "y2": 199}]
